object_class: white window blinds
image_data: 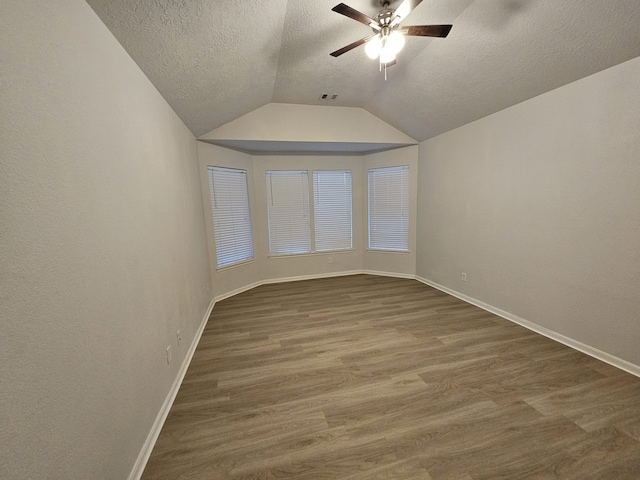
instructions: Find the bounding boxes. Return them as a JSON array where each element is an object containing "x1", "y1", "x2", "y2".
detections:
[
  {"x1": 313, "y1": 170, "x2": 352, "y2": 252},
  {"x1": 207, "y1": 166, "x2": 254, "y2": 267},
  {"x1": 266, "y1": 171, "x2": 311, "y2": 255},
  {"x1": 368, "y1": 165, "x2": 409, "y2": 251}
]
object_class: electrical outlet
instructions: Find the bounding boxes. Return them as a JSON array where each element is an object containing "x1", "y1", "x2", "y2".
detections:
[
  {"x1": 176, "y1": 329, "x2": 182, "y2": 345},
  {"x1": 328, "y1": 256, "x2": 333, "y2": 264},
  {"x1": 166, "y1": 345, "x2": 172, "y2": 364},
  {"x1": 461, "y1": 272, "x2": 467, "y2": 282}
]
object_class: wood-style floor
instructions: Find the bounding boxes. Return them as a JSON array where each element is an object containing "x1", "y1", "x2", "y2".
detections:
[{"x1": 141, "y1": 275, "x2": 640, "y2": 479}]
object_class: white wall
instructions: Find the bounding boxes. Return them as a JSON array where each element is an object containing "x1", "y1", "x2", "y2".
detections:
[
  {"x1": 198, "y1": 141, "x2": 419, "y2": 300},
  {"x1": 1, "y1": 1, "x2": 212, "y2": 479},
  {"x1": 417, "y1": 56, "x2": 640, "y2": 367},
  {"x1": 199, "y1": 103, "x2": 416, "y2": 145}
]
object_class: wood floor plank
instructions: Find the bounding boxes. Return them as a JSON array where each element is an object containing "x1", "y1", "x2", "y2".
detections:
[{"x1": 141, "y1": 275, "x2": 640, "y2": 479}]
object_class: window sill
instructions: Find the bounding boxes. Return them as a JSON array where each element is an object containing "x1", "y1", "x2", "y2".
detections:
[
  {"x1": 366, "y1": 248, "x2": 410, "y2": 254},
  {"x1": 216, "y1": 258, "x2": 256, "y2": 272},
  {"x1": 268, "y1": 249, "x2": 356, "y2": 259}
]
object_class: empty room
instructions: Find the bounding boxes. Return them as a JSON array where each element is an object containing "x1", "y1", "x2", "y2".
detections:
[{"x1": 2, "y1": 1, "x2": 640, "y2": 479}]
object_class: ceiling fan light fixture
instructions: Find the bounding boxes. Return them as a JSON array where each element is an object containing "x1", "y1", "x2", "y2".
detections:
[
  {"x1": 379, "y1": 44, "x2": 396, "y2": 64},
  {"x1": 365, "y1": 30, "x2": 403, "y2": 62},
  {"x1": 365, "y1": 35, "x2": 383, "y2": 59},
  {"x1": 330, "y1": 1, "x2": 453, "y2": 75},
  {"x1": 387, "y1": 30, "x2": 405, "y2": 54}
]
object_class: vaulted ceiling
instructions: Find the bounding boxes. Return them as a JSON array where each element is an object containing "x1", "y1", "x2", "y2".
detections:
[{"x1": 86, "y1": 0, "x2": 640, "y2": 142}]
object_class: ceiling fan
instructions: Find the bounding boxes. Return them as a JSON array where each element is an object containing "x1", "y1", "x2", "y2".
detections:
[{"x1": 330, "y1": 0, "x2": 452, "y2": 73}]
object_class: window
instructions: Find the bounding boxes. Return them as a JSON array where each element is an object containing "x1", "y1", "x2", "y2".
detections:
[
  {"x1": 313, "y1": 170, "x2": 352, "y2": 251},
  {"x1": 266, "y1": 170, "x2": 354, "y2": 255},
  {"x1": 207, "y1": 166, "x2": 254, "y2": 267},
  {"x1": 368, "y1": 165, "x2": 409, "y2": 251},
  {"x1": 266, "y1": 170, "x2": 311, "y2": 255}
]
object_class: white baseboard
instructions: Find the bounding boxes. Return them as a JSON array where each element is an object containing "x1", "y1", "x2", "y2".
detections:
[
  {"x1": 262, "y1": 270, "x2": 364, "y2": 285},
  {"x1": 214, "y1": 280, "x2": 263, "y2": 303},
  {"x1": 128, "y1": 297, "x2": 216, "y2": 480},
  {"x1": 361, "y1": 269, "x2": 416, "y2": 280},
  {"x1": 415, "y1": 275, "x2": 640, "y2": 379},
  {"x1": 215, "y1": 270, "x2": 396, "y2": 303}
]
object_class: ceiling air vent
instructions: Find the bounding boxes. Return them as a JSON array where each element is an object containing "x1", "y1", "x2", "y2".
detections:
[{"x1": 319, "y1": 93, "x2": 339, "y2": 101}]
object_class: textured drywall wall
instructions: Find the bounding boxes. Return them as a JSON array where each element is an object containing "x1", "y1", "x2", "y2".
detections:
[
  {"x1": 1, "y1": 1, "x2": 212, "y2": 478},
  {"x1": 416, "y1": 55, "x2": 640, "y2": 366}
]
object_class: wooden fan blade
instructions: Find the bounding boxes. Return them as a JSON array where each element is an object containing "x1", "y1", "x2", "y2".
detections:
[
  {"x1": 332, "y1": 3, "x2": 378, "y2": 28},
  {"x1": 330, "y1": 35, "x2": 374, "y2": 57},
  {"x1": 404, "y1": 24, "x2": 452, "y2": 37},
  {"x1": 390, "y1": 0, "x2": 424, "y2": 25}
]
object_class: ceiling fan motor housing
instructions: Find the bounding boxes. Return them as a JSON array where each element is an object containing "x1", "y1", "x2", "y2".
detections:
[{"x1": 374, "y1": 9, "x2": 394, "y2": 29}]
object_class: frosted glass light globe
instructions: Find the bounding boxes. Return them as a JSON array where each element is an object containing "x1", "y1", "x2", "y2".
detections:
[
  {"x1": 365, "y1": 35, "x2": 382, "y2": 59},
  {"x1": 379, "y1": 45, "x2": 396, "y2": 64},
  {"x1": 387, "y1": 30, "x2": 405, "y2": 54}
]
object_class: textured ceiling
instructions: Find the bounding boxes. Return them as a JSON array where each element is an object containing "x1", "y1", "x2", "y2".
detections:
[{"x1": 86, "y1": 0, "x2": 640, "y2": 142}]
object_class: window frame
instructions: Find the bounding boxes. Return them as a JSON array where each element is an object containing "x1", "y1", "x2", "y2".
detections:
[
  {"x1": 265, "y1": 170, "x2": 312, "y2": 256},
  {"x1": 207, "y1": 166, "x2": 255, "y2": 269},
  {"x1": 312, "y1": 169, "x2": 353, "y2": 253},
  {"x1": 368, "y1": 165, "x2": 410, "y2": 252},
  {"x1": 265, "y1": 169, "x2": 355, "y2": 257}
]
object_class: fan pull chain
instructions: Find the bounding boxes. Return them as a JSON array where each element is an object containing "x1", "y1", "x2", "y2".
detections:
[{"x1": 379, "y1": 58, "x2": 388, "y2": 81}]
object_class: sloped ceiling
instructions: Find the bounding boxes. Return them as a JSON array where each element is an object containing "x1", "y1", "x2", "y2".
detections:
[{"x1": 87, "y1": 0, "x2": 640, "y2": 142}]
